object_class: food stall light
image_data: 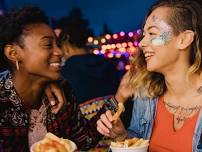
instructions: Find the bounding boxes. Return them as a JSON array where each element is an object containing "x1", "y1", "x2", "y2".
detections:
[
  {"x1": 93, "y1": 49, "x2": 99, "y2": 55},
  {"x1": 113, "y1": 34, "x2": 118, "y2": 39},
  {"x1": 125, "y1": 64, "x2": 131, "y2": 70},
  {"x1": 105, "y1": 34, "x2": 111, "y2": 40},
  {"x1": 107, "y1": 53, "x2": 114, "y2": 58},
  {"x1": 101, "y1": 38, "x2": 106, "y2": 43},
  {"x1": 88, "y1": 37, "x2": 93, "y2": 43},
  {"x1": 128, "y1": 32, "x2": 134, "y2": 37},
  {"x1": 120, "y1": 31, "x2": 125, "y2": 36},
  {"x1": 93, "y1": 40, "x2": 99, "y2": 45}
]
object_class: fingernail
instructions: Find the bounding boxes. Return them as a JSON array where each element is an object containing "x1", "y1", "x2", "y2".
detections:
[
  {"x1": 51, "y1": 109, "x2": 57, "y2": 114},
  {"x1": 50, "y1": 100, "x2": 55, "y2": 106}
]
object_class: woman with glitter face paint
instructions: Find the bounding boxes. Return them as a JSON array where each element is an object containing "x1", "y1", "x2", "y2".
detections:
[{"x1": 96, "y1": 0, "x2": 202, "y2": 151}]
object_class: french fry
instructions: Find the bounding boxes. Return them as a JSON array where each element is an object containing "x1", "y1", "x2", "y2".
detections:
[
  {"x1": 110, "y1": 136, "x2": 149, "y2": 148},
  {"x1": 32, "y1": 132, "x2": 76, "y2": 152},
  {"x1": 112, "y1": 103, "x2": 125, "y2": 121},
  {"x1": 130, "y1": 138, "x2": 144, "y2": 147},
  {"x1": 124, "y1": 138, "x2": 139, "y2": 147},
  {"x1": 139, "y1": 140, "x2": 149, "y2": 146},
  {"x1": 111, "y1": 141, "x2": 124, "y2": 148}
]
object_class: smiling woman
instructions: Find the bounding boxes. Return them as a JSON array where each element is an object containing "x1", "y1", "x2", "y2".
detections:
[
  {"x1": 0, "y1": 6, "x2": 117, "y2": 152},
  {"x1": 96, "y1": 0, "x2": 202, "y2": 152}
]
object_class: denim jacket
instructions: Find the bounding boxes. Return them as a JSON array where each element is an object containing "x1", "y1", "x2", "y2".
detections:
[{"x1": 127, "y1": 97, "x2": 202, "y2": 152}]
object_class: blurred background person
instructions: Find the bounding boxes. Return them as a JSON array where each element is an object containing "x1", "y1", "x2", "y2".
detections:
[{"x1": 55, "y1": 8, "x2": 121, "y2": 104}]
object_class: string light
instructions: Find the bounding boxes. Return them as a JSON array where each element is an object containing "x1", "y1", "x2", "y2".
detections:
[
  {"x1": 115, "y1": 53, "x2": 122, "y2": 58},
  {"x1": 113, "y1": 34, "x2": 118, "y2": 39},
  {"x1": 116, "y1": 43, "x2": 122, "y2": 48},
  {"x1": 128, "y1": 32, "x2": 134, "y2": 37},
  {"x1": 120, "y1": 31, "x2": 125, "y2": 36},
  {"x1": 137, "y1": 29, "x2": 142, "y2": 35},
  {"x1": 122, "y1": 42, "x2": 127, "y2": 48},
  {"x1": 93, "y1": 49, "x2": 99, "y2": 55},
  {"x1": 105, "y1": 34, "x2": 111, "y2": 39},
  {"x1": 125, "y1": 64, "x2": 131, "y2": 70},
  {"x1": 134, "y1": 41, "x2": 139, "y2": 47},
  {"x1": 93, "y1": 40, "x2": 99, "y2": 45},
  {"x1": 87, "y1": 29, "x2": 141, "y2": 61},
  {"x1": 101, "y1": 38, "x2": 106, "y2": 43},
  {"x1": 88, "y1": 37, "x2": 93, "y2": 43},
  {"x1": 107, "y1": 53, "x2": 114, "y2": 58},
  {"x1": 100, "y1": 49, "x2": 106, "y2": 54}
]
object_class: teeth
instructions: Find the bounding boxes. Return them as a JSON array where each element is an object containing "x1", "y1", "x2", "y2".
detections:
[
  {"x1": 144, "y1": 52, "x2": 154, "y2": 60},
  {"x1": 50, "y1": 63, "x2": 61, "y2": 67},
  {"x1": 144, "y1": 52, "x2": 154, "y2": 58}
]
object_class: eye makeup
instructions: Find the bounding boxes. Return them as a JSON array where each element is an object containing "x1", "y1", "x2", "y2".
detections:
[
  {"x1": 150, "y1": 16, "x2": 173, "y2": 46},
  {"x1": 151, "y1": 31, "x2": 172, "y2": 46}
]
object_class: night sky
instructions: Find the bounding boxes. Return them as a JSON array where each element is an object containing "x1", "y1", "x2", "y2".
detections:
[{"x1": 5, "y1": 0, "x2": 155, "y2": 35}]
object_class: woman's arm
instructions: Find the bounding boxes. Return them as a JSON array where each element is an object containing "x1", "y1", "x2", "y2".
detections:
[{"x1": 45, "y1": 82, "x2": 65, "y2": 114}]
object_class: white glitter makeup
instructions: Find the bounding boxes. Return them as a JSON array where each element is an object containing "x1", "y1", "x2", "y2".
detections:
[
  {"x1": 150, "y1": 16, "x2": 173, "y2": 46},
  {"x1": 151, "y1": 31, "x2": 172, "y2": 46}
]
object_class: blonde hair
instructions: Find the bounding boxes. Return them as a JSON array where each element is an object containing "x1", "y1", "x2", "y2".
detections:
[{"x1": 128, "y1": 0, "x2": 202, "y2": 98}]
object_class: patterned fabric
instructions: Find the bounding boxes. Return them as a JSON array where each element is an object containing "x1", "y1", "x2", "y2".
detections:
[
  {"x1": 28, "y1": 103, "x2": 48, "y2": 147},
  {"x1": 79, "y1": 95, "x2": 112, "y2": 120},
  {"x1": 0, "y1": 71, "x2": 115, "y2": 152}
]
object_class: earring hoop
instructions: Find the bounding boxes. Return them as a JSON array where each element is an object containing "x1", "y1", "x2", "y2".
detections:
[{"x1": 15, "y1": 60, "x2": 19, "y2": 70}]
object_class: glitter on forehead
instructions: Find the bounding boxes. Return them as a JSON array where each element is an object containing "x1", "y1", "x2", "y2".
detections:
[
  {"x1": 149, "y1": 15, "x2": 173, "y2": 46},
  {"x1": 151, "y1": 15, "x2": 172, "y2": 32}
]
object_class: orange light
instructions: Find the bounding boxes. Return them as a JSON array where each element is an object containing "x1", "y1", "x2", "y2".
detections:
[
  {"x1": 93, "y1": 40, "x2": 99, "y2": 45},
  {"x1": 125, "y1": 64, "x2": 131, "y2": 70},
  {"x1": 128, "y1": 42, "x2": 133, "y2": 47},
  {"x1": 105, "y1": 34, "x2": 111, "y2": 40},
  {"x1": 107, "y1": 53, "x2": 114, "y2": 58},
  {"x1": 101, "y1": 38, "x2": 106, "y2": 43},
  {"x1": 116, "y1": 43, "x2": 121, "y2": 48},
  {"x1": 122, "y1": 42, "x2": 127, "y2": 48},
  {"x1": 93, "y1": 49, "x2": 99, "y2": 55},
  {"x1": 113, "y1": 34, "x2": 118, "y2": 39},
  {"x1": 100, "y1": 49, "x2": 106, "y2": 54},
  {"x1": 88, "y1": 37, "x2": 93, "y2": 43},
  {"x1": 115, "y1": 53, "x2": 121, "y2": 58}
]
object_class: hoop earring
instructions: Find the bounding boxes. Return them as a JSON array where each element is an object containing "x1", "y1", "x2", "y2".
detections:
[{"x1": 15, "y1": 60, "x2": 19, "y2": 70}]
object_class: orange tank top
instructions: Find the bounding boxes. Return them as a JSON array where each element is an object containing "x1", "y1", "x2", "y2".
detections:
[{"x1": 149, "y1": 96, "x2": 199, "y2": 152}]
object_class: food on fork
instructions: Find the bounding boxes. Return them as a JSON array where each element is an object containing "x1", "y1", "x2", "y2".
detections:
[
  {"x1": 31, "y1": 132, "x2": 77, "y2": 152},
  {"x1": 112, "y1": 103, "x2": 125, "y2": 122}
]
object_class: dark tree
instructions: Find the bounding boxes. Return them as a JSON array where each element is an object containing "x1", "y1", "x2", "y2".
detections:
[{"x1": 102, "y1": 21, "x2": 112, "y2": 35}]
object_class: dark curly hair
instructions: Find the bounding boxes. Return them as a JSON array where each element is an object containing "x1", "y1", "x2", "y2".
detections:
[{"x1": 0, "y1": 6, "x2": 49, "y2": 69}]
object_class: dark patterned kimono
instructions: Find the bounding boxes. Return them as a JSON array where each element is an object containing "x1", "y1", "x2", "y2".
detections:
[{"x1": 0, "y1": 71, "x2": 117, "y2": 152}]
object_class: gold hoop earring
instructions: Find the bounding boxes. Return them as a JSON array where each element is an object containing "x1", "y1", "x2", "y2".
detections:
[{"x1": 15, "y1": 60, "x2": 19, "y2": 70}]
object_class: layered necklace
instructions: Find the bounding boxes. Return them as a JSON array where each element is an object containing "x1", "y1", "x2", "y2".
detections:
[{"x1": 164, "y1": 86, "x2": 202, "y2": 130}]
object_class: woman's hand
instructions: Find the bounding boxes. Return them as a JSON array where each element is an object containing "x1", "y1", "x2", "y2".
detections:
[
  {"x1": 45, "y1": 83, "x2": 65, "y2": 114},
  {"x1": 96, "y1": 110, "x2": 128, "y2": 141},
  {"x1": 115, "y1": 71, "x2": 134, "y2": 103}
]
